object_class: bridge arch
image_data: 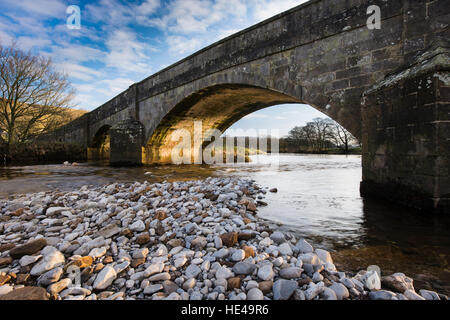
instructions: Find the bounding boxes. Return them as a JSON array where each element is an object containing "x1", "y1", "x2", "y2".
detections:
[
  {"x1": 88, "y1": 125, "x2": 111, "y2": 161},
  {"x1": 143, "y1": 83, "x2": 349, "y2": 164}
]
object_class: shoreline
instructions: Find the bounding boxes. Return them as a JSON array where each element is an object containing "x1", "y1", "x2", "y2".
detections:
[{"x1": 0, "y1": 178, "x2": 446, "y2": 300}]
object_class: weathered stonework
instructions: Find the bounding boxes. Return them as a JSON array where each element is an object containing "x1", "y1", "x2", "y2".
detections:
[
  {"x1": 109, "y1": 119, "x2": 145, "y2": 166},
  {"x1": 361, "y1": 39, "x2": 450, "y2": 213},
  {"x1": 37, "y1": 0, "x2": 449, "y2": 212}
]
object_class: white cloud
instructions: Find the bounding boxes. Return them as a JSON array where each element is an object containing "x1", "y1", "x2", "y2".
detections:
[
  {"x1": 148, "y1": 0, "x2": 247, "y2": 33},
  {"x1": 104, "y1": 29, "x2": 154, "y2": 75},
  {"x1": 136, "y1": 0, "x2": 162, "y2": 24},
  {"x1": 0, "y1": 30, "x2": 13, "y2": 46},
  {"x1": 251, "y1": 0, "x2": 306, "y2": 21},
  {"x1": 100, "y1": 78, "x2": 135, "y2": 94},
  {"x1": 1, "y1": 0, "x2": 66, "y2": 18},
  {"x1": 154, "y1": 0, "x2": 306, "y2": 58},
  {"x1": 167, "y1": 35, "x2": 202, "y2": 56},
  {"x1": 49, "y1": 44, "x2": 105, "y2": 63},
  {"x1": 86, "y1": 0, "x2": 161, "y2": 28},
  {"x1": 54, "y1": 62, "x2": 102, "y2": 81},
  {"x1": 217, "y1": 28, "x2": 243, "y2": 39},
  {"x1": 73, "y1": 78, "x2": 136, "y2": 109},
  {"x1": 16, "y1": 36, "x2": 52, "y2": 51}
]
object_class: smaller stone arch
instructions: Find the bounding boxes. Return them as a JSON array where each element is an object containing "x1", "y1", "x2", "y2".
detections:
[{"x1": 88, "y1": 125, "x2": 111, "y2": 161}]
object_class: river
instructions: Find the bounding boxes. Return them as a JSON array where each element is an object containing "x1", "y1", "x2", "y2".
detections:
[{"x1": 1, "y1": 154, "x2": 449, "y2": 295}]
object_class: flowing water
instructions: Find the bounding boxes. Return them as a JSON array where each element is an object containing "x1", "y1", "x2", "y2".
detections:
[{"x1": 1, "y1": 154, "x2": 449, "y2": 295}]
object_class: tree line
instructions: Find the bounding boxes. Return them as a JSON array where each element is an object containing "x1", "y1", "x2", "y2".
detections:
[{"x1": 281, "y1": 118, "x2": 360, "y2": 154}]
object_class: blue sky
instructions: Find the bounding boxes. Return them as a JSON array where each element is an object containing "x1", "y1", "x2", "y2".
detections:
[{"x1": 0, "y1": 0, "x2": 326, "y2": 137}]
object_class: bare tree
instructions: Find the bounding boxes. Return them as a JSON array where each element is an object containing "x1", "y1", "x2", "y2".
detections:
[
  {"x1": 287, "y1": 126, "x2": 308, "y2": 148},
  {"x1": 287, "y1": 118, "x2": 355, "y2": 153},
  {"x1": 0, "y1": 42, "x2": 75, "y2": 155},
  {"x1": 330, "y1": 122, "x2": 356, "y2": 154},
  {"x1": 309, "y1": 118, "x2": 335, "y2": 152}
]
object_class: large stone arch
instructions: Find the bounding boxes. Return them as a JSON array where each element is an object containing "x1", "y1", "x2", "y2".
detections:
[
  {"x1": 87, "y1": 125, "x2": 111, "y2": 161},
  {"x1": 143, "y1": 83, "x2": 344, "y2": 164}
]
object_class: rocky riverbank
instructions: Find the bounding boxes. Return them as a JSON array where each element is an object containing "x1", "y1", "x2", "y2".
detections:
[{"x1": 0, "y1": 178, "x2": 446, "y2": 300}]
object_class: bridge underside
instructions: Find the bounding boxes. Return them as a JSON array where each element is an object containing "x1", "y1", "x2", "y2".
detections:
[{"x1": 144, "y1": 84, "x2": 300, "y2": 164}]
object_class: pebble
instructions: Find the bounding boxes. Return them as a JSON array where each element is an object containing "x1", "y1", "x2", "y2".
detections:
[
  {"x1": 129, "y1": 220, "x2": 145, "y2": 232},
  {"x1": 305, "y1": 282, "x2": 325, "y2": 300},
  {"x1": 0, "y1": 286, "x2": 49, "y2": 300},
  {"x1": 247, "y1": 288, "x2": 264, "y2": 300},
  {"x1": 183, "y1": 278, "x2": 196, "y2": 291},
  {"x1": 381, "y1": 273, "x2": 415, "y2": 293},
  {"x1": 48, "y1": 278, "x2": 71, "y2": 295},
  {"x1": 257, "y1": 264, "x2": 274, "y2": 281},
  {"x1": 37, "y1": 267, "x2": 63, "y2": 286},
  {"x1": 364, "y1": 270, "x2": 381, "y2": 291},
  {"x1": 30, "y1": 248, "x2": 65, "y2": 276},
  {"x1": 233, "y1": 262, "x2": 257, "y2": 275},
  {"x1": 404, "y1": 289, "x2": 426, "y2": 300},
  {"x1": 93, "y1": 266, "x2": 117, "y2": 290},
  {"x1": 279, "y1": 267, "x2": 302, "y2": 279},
  {"x1": 0, "y1": 285, "x2": 13, "y2": 296},
  {"x1": 144, "y1": 263, "x2": 164, "y2": 277},
  {"x1": 216, "y1": 266, "x2": 233, "y2": 280},
  {"x1": 419, "y1": 289, "x2": 440, "y2": 300},
  {"x1": 270, "y1": 231, "x2": 286, "y2": 244},
  {"x1": 185, "y1": 265, "x2": 202, "y2": 279},
  {"x1": 231, "y1": 249, "x2": 246, "y2": 262},
  {"x1": 144, "y1": 284, "x2": 163, "y2": 295},
  {"x1": 148, "y1": 273, "x2": 171, "y2": 282},
  {"x1": 321, "y1": 287, "x2": 338, "y2": 300},
  {"x1": 278, "y1": 243, "x2": 293, "y2": 256},
  {"x1": 369, "y1": 290, "x2": 397, "y2": 300},
  {"x1": 329, "y1": 282, "x2": 349, "y2": 300},
  {"x1": 9, "y1": 239, "x2": 47, "y2": 259},
  {"x1": 295, "y1": 239, "x2": 313, "y2": 253},
  {"x1": 315, "y1": 249, "x2": 333, "y2": 264},
  {"x1": 19, "y1": 255, "x2": 42, "y2": 267},
  {"x1": 273, "y1": 279, "x2": 298, "y2": 300}
]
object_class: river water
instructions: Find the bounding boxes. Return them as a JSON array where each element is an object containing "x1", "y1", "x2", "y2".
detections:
[{"x1": 1, "y1": 154, "x2": 449, "y2": 295}]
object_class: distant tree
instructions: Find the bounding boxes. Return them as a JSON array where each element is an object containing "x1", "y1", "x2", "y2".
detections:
[
  {"x1": 308, "y1": 117, "x2": 335, "y2": 152},
  {"x1": 0, "y1": 42, "x2": 75, "y2": 155},
  {"x1": 330, "y1": 122, "x2": 357, "y2": 154},
  {"x1": 287, "y1": 126, "x2": 307, "y2": 148}
]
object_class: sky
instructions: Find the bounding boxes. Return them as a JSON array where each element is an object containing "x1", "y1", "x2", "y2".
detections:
[{"x1": 0, "y1": 0, "x2": 326, "y2": 137}]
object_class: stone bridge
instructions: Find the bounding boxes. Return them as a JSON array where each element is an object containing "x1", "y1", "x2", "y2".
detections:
[{"x1": 40, "y1": 0, "x2": 449, "y2": 213}]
